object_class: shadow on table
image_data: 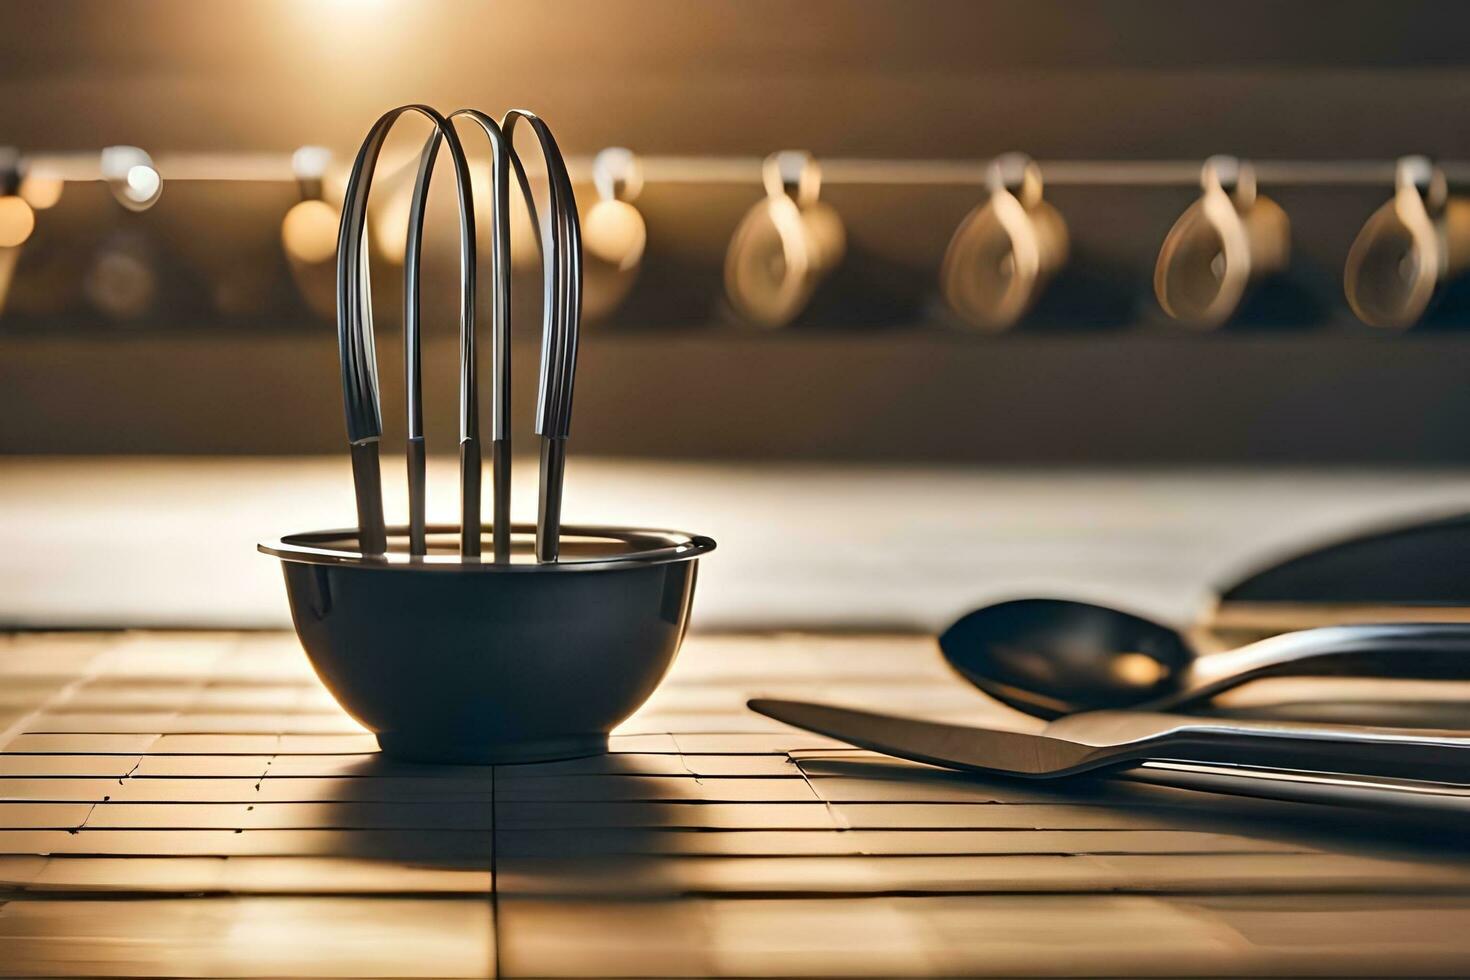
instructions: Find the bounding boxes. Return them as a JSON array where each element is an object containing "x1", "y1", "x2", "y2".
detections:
[
  {"x1": 302, "y1": 737, "x2": 1470, "y2": 976},
  {"x1": 311, "y1": 749, "x2": 706, "y2": 873},
  {"x1": 799, "y1": 751, "x2": 1470, "y2": 862}
]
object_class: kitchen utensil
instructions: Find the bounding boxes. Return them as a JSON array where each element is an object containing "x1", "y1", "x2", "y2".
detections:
[
  {"x1": 343, "y1": 104, "x2": 581, "y2": 562},
  {"x1": 939, "y1": 597, "x2": 1470, "y2": 720},
  {"x1": 337, "y1": 103, "x2": 476, "y2": 557},
  {"x1": 267, "y1": 104, "x2": 714, "y2": 763},
  {"x1": 748, "y1": 698, "x2": 1470, "y2": 784},
  {"x1": 403, "y1": 109, "x2": 512, "y2": 559},
  {"x1": 724, "y1": 149, "x2": 844, "y2": 328},
  {"x1": 266, "y1": 524, "x2": 714, "y2": 763},
  {"x1": 752, "y1": 698, "x2": 1470, "y2": 814},
  {"x1": 1206, "y1": 510, "x2": 1470, "y2": 642},
  {"x1": 940, "y1": 153, "x2": 1068, "y2": 332},
  {"x1": 1155, "y1": 155, "x2": 1289, "y2": 328},
  {"x1": 1123, "y1": 760, "x2": 1470, "y2": 815},
  {"x1": 503, "y1": 108, "x2": 582, "y2": 563},
  {"x1": 1345, "y1": 155, "x2": 1470, "y2": 329}
]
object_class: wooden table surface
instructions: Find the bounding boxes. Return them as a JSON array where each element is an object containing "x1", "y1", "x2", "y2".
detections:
[
  {"x1": 2, "y1": 630, "x2": 1470, "y2": 978},
  {"x1": 7, "y1": 456, "x2": 1470, "y2": 632}
]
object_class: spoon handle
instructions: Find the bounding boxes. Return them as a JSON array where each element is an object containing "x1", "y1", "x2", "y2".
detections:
[{"x1": 1166, "y1": 622, "x2": 1470, "y2": 708}]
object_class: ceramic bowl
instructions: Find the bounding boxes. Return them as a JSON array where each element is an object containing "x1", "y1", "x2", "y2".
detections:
[{"x1": 260, "y1": 523, "x2": 715, "y2": 763}]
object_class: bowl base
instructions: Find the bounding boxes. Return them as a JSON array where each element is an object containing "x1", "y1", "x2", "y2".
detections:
[{"x1": 375, "y1": 731, "x2": 609, "y2": 765}]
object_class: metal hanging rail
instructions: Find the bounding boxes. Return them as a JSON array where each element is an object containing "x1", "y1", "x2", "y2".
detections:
[{"x1": 15, "y1": 150, "x2": 1470, "y2": 188}]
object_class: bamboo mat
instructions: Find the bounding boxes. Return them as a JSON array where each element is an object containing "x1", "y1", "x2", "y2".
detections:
[{"x1": 1, "y1": 630, "x2": 1470, "y2": 977}]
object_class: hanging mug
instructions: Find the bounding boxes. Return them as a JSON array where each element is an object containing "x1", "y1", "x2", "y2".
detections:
[
  {"x1": 1344, "y1": 156, "x2": 1470, "y2": 329},
  {"x1": 581, "y1": 147, "x2": 646, "y2": 323},
  {"x1": 99, "y1": 145, "x2": 162, "y2": 212},
  {"x1": 724, "y1": 150, "x2": 845, "y2": 328},
  {"x1": 1155, "y1": 155, "x2": 1290, "y2": 329},
  {"x1": 281, "y1": 146, "x2": 340, "y2": 319},
  {"x1": 0, "y1": 150, "x2": 33, "y2": 315},
  {"x1": 940, "y1": 153, "x2": 1068, "y2": 332}
]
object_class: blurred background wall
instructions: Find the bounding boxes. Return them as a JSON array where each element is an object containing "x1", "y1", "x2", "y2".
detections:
[{"x1": 3, "y1": 0, "x2": 1470, "y2": 461}]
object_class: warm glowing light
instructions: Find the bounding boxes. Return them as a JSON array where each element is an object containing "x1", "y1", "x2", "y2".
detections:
[
  {"x1": 508, "y1": 178, "x2": 540, "y2": 270},
  {"x1": 292, "y1": 145, "x2": 332, "y2": 181},
  {"x1": 125, "y1": 165, "x2": 161, "y2": 203},
  {"x1": 1110, "y1": 652, "x2": 1166, "y2": 687},
  {"x1": 584, "y1": 199, "x2": 646, "y2": 270},
  {"x1": 282, "y1": 199, "x2": 339, "y2": 264},
  {"x1": 101, "y1": 146, "x2": 163, "y2": 211},
  {"x1": 18, "y1": 175, "x2": 63, "y2": 210},
  {"x1": 371, "y1": 184, "x2": 412, "y2": 264},
  {"x1": 0, "y1": 195, "x2": 36, "y2": 248}
]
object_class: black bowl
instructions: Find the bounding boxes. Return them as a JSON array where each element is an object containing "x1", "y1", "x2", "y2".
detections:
[{"x1": 260, "y1": 523, "x2": 715, "y2": 763}]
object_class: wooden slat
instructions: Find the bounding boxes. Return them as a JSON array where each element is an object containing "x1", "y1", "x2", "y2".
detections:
[
  {"x1": 0, "y1": 856, "x2": 490, "y2": 895},
  {"x1": 496, "y1": 852, "x2": 1470, "y2": 899},
  {"x1": 0, "y1": 828, "x2": 496, "y2": 860},
  {"x1": 0, "y1": 897, "x2": 494, "y2": 977},
  {"x1": 495, "y1": 828, "x2": 1312, "y2": 859}
]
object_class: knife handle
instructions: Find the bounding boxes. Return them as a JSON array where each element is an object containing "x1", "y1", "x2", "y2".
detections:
[
  {"x1": 1065, "y1": 711, "x2": 1470, "y2": 784},
  {"x1": 1119, "y1": 761, "x2": 1470, "y2": 815}
]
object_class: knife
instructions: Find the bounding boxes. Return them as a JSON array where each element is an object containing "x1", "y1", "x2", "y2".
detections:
[
  {"x1": 748, "y1": 698, "x2": 1470, "y2": 808},
  {"x1": 1125, "y1": 760, "x2": 1470, "y2": 813}
]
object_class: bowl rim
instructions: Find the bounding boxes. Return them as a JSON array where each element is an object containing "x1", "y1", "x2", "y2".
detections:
[{"x1": 259, "y1": 522, "x2": 715, "y2": 573}]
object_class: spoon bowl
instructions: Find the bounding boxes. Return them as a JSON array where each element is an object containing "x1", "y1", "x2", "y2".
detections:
[
  {"x1": 939, "y1": 598, "x2": 1193, "y2": 718},
  {"x1": 940, "y1": 598, "x2": 1470, "y2": 721}
]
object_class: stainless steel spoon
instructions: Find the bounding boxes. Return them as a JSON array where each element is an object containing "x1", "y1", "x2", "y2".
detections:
[{"x1": 939, "y1": 598, "x2": 1470, "y2": 720}]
